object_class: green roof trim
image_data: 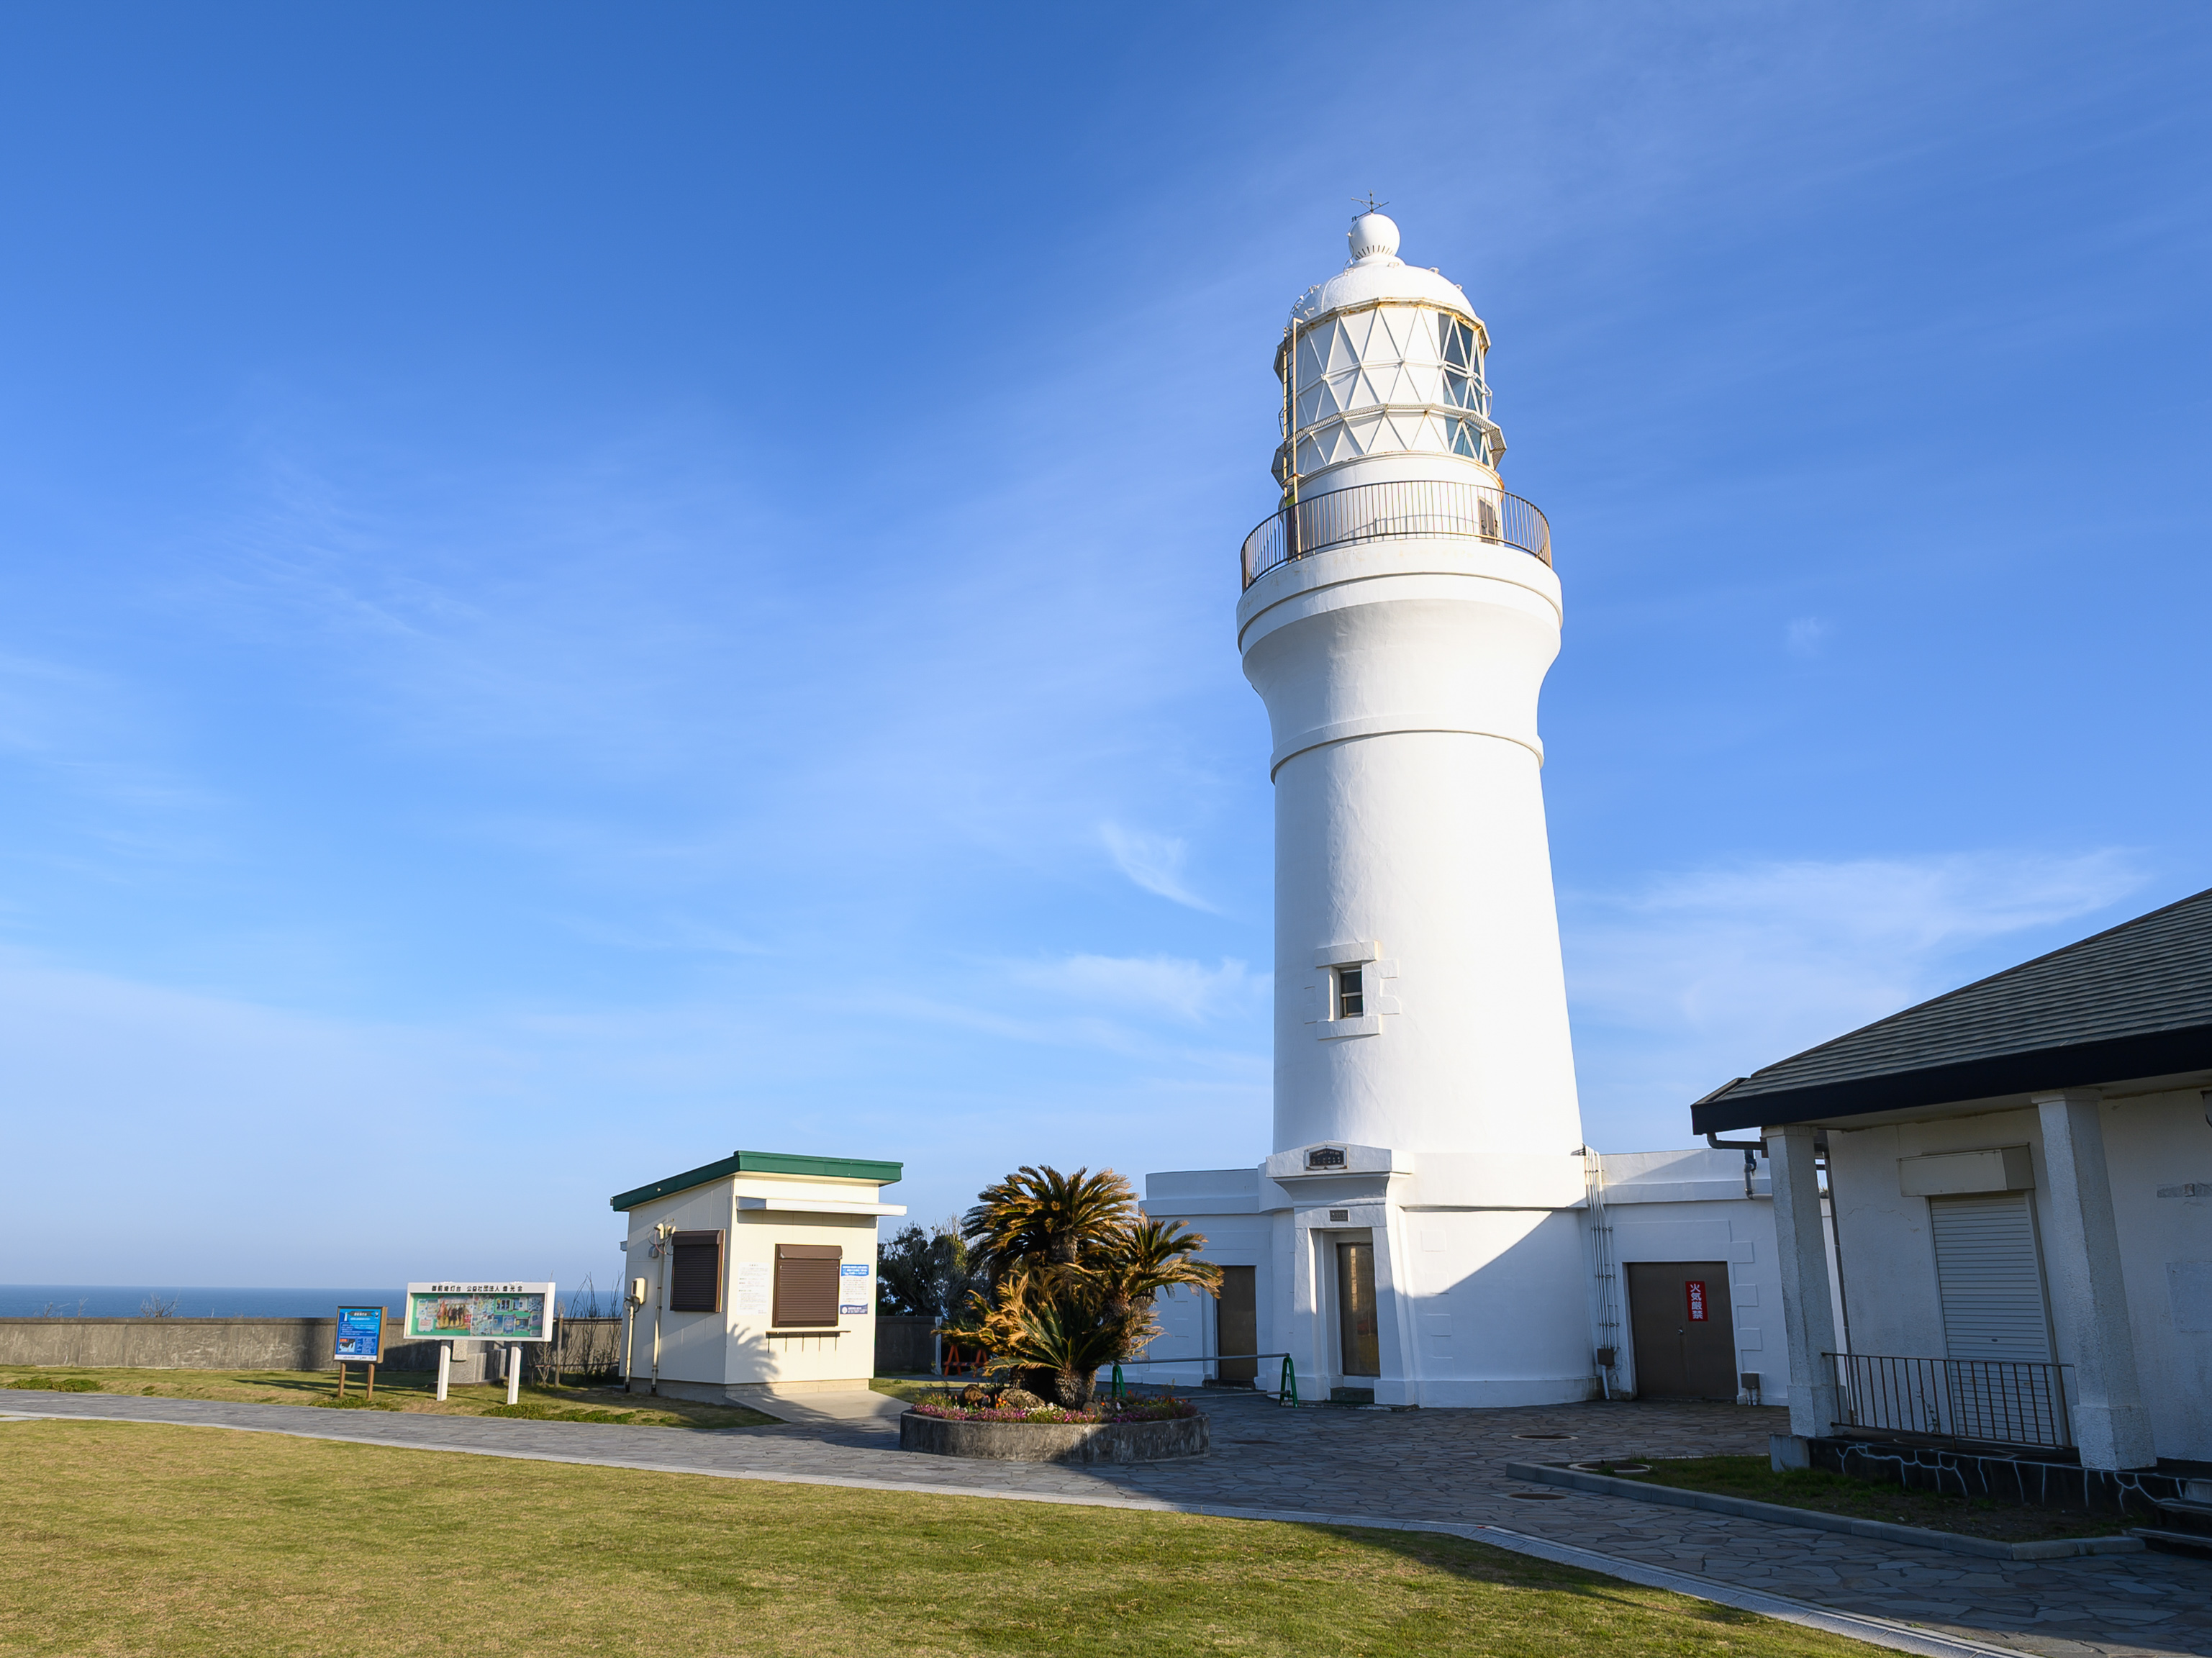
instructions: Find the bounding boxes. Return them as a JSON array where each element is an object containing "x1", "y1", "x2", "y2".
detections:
[{"x1": 608, "y1": 1149, "x2": 904, "y2": 1212}]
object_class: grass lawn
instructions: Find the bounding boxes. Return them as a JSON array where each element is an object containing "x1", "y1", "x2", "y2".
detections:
[
  {"x1": 869, "y1": 1374, "x2": 951, "y2": 1404},
  {"x1": 0, "y1": 1421, "x2": 1889, "y2": 1658},
  {"x1": 0, "y1": 1366, "x2": 777, "y2": 1428},
  {"x1": 1588, "y1": 1456, "x2": 2128, "y2": 1542}
]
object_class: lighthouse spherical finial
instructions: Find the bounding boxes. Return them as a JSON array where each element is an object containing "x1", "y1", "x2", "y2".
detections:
[{"x1": 1348, "y1": 209, "x2": 1401, "y2": 266}]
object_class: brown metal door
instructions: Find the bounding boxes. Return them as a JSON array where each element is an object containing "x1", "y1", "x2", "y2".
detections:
[
  {"x1": 1336, "y1": 1242, "x2": 1380, "y2": 1377},
  {"x1": 1626, "y1": 1261, "x2": 1735, "y2": 1399},
  {"x1": 1217, "y1": 1266, "x2": 1257, "y2": 1383}
]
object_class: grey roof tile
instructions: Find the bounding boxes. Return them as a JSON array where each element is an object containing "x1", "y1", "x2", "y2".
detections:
[{"x1": 1710, "y1": 886, "x2": 2212, "y2": 1105}]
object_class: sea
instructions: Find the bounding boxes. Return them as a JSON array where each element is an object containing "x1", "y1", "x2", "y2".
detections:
[{"x1": 0, "y1": 1285, "x2": 411, "y2": 1319}]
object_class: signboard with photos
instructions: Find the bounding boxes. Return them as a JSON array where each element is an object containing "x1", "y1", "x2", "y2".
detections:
[{"x1": 404, "y1": 1282, "x2": 558, "y2": 1343}]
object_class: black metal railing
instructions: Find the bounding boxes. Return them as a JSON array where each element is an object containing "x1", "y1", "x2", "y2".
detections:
[
  {"x1": 1241, "y1": 479, "x2": 1552, "y2": 588},
  {"x1": 1826, "y1": 1352, "x2": 2075, "y2": 1451},
  {"x1": 1110, "y1": 1351, "x2": 1300, "y2": 1407}
]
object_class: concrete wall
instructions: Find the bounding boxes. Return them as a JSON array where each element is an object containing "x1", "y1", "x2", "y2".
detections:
[
  {"x1": 0, "y1": 1318, "x2": 410, "y2": 1372},
  {"x1": 1600, "y1": 1147, "x2": 1785, "y2": 1404},
  {"x1": 0, "y1": 1316, "x2": 626, "y2": 1377}
]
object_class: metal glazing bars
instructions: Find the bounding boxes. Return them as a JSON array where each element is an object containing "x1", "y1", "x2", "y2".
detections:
[{"x1": 1241, "y1": 479, "x2": 1551, "y2": 586}]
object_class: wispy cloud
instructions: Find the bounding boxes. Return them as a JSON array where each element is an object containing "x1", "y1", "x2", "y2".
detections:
[
  {"x1": 1564, "y1": 848, "x2": 2147, "y2": 1146},
  {"x1": 1010, "y1": 952, "x2": 1263, "y2": 1026},
  {"x1": 1100, "y1": 823, "x2": 1216, "y2": 911},
  {"x1": 1785, "y1": 616, "x2": 1828, "y2": 656}
]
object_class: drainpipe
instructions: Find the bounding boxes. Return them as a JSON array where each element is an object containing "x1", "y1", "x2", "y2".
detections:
[
  {"x1": 650, "y1": 1220, "x2": 674, "y2": 1397},
  {"x1": 622, "y1": 1276, "x2": 638, "y2": 1392},
  {"x1": 1705, "y1": 1131, "x2": 1765, "y2": 1199}
]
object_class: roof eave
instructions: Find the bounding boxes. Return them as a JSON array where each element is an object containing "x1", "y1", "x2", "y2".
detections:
[
  {"x1": 608, "y1": 1149, "x2": 905, "y2": 1213},
  {"x1": 1691, "y1": 1021, "x2": 2212, "y2": 1134}
]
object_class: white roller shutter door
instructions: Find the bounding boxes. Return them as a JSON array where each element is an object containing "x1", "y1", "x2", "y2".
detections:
[{"x1": 1929, "y1": 1192, "x2": 2053, "y2": 1362}]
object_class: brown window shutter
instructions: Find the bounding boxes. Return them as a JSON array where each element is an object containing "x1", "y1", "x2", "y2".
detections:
[
  {"x1": 774, "y1": 1242, "x2": 841, "y2": 1327},
  {"x1": 668, "y1": 1230, "x2": 724, "y2": 1313}
]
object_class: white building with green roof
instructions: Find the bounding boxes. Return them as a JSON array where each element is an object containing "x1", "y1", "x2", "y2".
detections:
[{"x1": 609, "y1": 1149, "x2": 904, "y2": 1402}]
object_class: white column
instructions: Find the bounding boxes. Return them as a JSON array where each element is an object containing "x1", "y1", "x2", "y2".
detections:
[
  {"x1": 1766, "y1": 1124, "x2": 1841, "y2": 1444},
  {"x1": 2033, "y1": 1090, "x2": 2155, "y2": 1469},
  {"x1": 435, "y1": 1341, "x2": 451, "y2": 1403},
  {"x1": 506, "y1": 1344, "x2": 522, "y2": 1405}
]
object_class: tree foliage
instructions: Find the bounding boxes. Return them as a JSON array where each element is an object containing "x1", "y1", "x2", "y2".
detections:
[
  {"x1": 947, "y1": 1164, "x2": 1219, "y2": 1407},
  {"x1": 875, "y1": 1219, "x2": 987, "y2": 1323}
]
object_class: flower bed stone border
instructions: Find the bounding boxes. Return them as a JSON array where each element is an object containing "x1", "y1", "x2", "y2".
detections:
[{"x1": 899, "y1": 1408, "x2": 1210, "y2": 1464}]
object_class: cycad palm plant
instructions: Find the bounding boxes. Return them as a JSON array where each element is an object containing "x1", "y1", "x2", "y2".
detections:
[{"x1": 953, "y1": 1165, "x2": 1220, "y2": 1407}]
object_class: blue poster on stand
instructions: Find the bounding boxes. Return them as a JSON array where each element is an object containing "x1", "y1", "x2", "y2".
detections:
[{"x1": 335, "y1": 1305, "x2": 385, "y2": 1362}]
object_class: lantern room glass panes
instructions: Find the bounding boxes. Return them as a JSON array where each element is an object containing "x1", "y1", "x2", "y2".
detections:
[{"x1": 1280, "y1": 302, "x2": 1497, "y2": 479}]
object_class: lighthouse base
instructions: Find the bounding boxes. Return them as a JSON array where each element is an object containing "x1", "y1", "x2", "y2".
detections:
[
  {"x1": 1138, "y1": 1143, "x2": 1596, "y2": 1409},
  {"x1": 1141, "y1": 1143, "x2": 1790, "y2": 1410}
]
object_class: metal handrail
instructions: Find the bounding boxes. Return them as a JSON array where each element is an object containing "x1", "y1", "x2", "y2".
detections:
[
  {"x1": 1110, "y1": 1351, "x2": 1298, "y2": 1408},
  {"x1": 1241, "y1": 478, "x2": 1551, "y2": 588},
  {"x1": 1825, "y1": 1352, "x2": 2075, "y2": 1451}
]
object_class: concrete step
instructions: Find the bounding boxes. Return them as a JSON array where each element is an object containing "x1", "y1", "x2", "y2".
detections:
[
  {"x1": 2147, "y1": 1498, "x2": 2212, "y2": 1535},
  {"x1": 2129, "y1": 1527, "x2": 2212, "y2": 1560}
]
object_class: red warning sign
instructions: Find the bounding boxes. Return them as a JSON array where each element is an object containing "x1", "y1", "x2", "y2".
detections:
[{"x1": 1685, "y1": 1280, "x2": 1709, "y2": 1322}]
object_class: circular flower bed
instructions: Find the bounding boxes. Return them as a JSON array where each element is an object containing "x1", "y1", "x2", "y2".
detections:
[
  {"x1": 911, "y1": 1395, "x2": 1198, "y2": 1426},
  {"x1": 900, "y1": 1392, "x2": 1209, "y2": 1464}
]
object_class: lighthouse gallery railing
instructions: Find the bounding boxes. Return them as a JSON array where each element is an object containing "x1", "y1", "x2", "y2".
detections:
[{"x1": 1241, "y1": 479, "x2": 1552, "y2": 588}]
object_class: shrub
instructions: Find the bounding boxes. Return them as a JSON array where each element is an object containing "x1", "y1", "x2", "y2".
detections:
[
  {"x1": 7, "y1": 1376, "x2": 100, "y2": 1392},
  {"x1": 943, "y1": 1165, "x2": 1219, "y2": 1407}
]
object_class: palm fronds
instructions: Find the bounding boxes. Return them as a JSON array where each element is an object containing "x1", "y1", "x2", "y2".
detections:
[{"x1": 956, "y1": 1164, "x2": 1213, "y2": 1405}]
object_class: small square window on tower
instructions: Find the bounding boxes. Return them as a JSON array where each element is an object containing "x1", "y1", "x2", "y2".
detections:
[{"x1": 1334, "y1": 964, "x2": 1364, "y2": 1019}]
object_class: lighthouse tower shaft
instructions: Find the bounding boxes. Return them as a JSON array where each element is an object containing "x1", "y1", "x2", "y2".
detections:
[{"x1": 1243, "y1": 547, "x2": 1579, "y2": 1160}]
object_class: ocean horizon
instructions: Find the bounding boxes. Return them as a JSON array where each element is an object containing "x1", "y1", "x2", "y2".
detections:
[{"x1": 0, "y1": 1285, "x2": 411, "y2": 1318}]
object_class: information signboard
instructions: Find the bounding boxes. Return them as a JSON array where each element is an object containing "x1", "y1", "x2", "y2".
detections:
[
  {"x1": 838, "y1": 1262, "x2": 871, "y2": 1318},
  {"x1": 404, "y1": 1282, "x2": 557, "y2": 1343},
  {"x1": 334, "y1": 1305, "x2": 386, "y2": 1362}
]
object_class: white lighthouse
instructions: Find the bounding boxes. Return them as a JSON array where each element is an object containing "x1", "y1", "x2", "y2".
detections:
[{"x1": 1143, "y1": 210, "x2": 1598, "y2": 1407}]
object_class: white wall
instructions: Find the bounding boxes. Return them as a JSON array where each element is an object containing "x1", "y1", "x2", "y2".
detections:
[
  {"x1": 1826, "y1": 1095, "x2": 2210, "y2": 1462},
  {"x1": 1600, "y1": 1147, "x2": 1785, "y2": 1403},
  {"x1": 620, "y1": 1173, "x2": 884, "y2": 1393}
]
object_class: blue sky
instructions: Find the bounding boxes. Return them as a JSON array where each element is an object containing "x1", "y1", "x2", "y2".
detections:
[{"x1": 3, "y1": 5, "x2": 2207, "y2": 1290}]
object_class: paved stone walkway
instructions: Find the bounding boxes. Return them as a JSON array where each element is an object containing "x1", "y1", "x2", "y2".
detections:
[{"x1": 4, "y1": 1387, "x2": 2204, "y2": 1657}]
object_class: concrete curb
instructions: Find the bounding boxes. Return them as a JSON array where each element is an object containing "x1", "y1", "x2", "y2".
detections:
[
  {"x1": 0, "y1": 1398, "x2": 2099, "y2": 1658},
  {"x1": 1508, "y1": 1461, "x2": 2144, "y2": 1561}
]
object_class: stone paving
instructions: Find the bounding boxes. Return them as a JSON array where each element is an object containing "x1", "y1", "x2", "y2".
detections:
[{"x1": 4, "y1": 1387, "x2": 2205, "y2": 1658}]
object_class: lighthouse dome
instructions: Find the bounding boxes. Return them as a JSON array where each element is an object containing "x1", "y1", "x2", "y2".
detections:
[{"x1": 1292, "y1": 212, "x2": 1482, "y2": 327}]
